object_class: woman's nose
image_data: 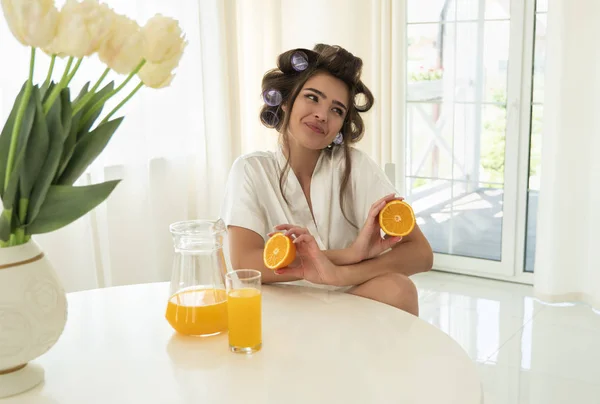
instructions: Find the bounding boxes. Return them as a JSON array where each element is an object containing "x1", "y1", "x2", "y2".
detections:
[{"x1": 314, "y1": 108, "x2": 327, "y2": 122}]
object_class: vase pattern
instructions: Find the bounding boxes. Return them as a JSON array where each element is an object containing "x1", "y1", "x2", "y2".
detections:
[{"x1": 0, "y1": 241, "x2": 68, "y2": 372}]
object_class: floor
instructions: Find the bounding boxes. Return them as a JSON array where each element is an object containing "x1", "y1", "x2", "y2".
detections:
[
  {"x1": 410, "y1": 187, "x2": 539, "y2": 272},
  {"x1": 412, "y1": 271, "x2": 600, "y2": 404}
]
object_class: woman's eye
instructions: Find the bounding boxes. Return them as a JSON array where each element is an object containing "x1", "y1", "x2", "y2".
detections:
[
  {"x1": 306, "y1": 94, "x2": 318, "y2": 102},
  {"x1": 332, "y1": 108, "x2": 343, "y2": 116}
]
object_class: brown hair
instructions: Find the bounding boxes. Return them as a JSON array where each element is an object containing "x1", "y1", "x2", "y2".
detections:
[{"x1": 260, "y1": 44, "x2": 374, "y2": 227}]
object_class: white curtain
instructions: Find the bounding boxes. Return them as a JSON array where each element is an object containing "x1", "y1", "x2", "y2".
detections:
[
  {"x1": 0, "y1": 0, "x2": 405, "y2": 292},
  {"x1": 533, "y1": 0, "x2": 600, "y2": 308}
]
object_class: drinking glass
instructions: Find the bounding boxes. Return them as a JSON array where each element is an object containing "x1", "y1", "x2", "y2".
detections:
[{"x1": 225, "y1": 270, "x2": 262, "y2": 353}]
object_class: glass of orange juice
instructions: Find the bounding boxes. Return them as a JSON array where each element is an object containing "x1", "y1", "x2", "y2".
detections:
[{"x1": 225, "y1": 270, "x2": 262, "y2": 354}]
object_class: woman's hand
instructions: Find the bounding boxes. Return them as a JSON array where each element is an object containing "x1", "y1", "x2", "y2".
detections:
[
  {"x1": 270, "y1": 224, "x2": 358, "y2": 266},
  {"x1": 350, "y1": 193, "x2": 404, "y2": 262},
  {"x1": 269, "y1": 226, "x2": 340, "y2": 286}
]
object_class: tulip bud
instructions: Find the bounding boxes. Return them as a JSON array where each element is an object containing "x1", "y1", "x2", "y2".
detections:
[
  {"x1": 98, "y1": 13, "x2": 144, "y2": 74},
  {"x1": 141, "y1": 14, "x2": 185, "y2": 64},
  {"x1": 43, "y1": 0, "x2": 114, "y2": 58},
  {"x1": 1, "y1": 0, "x2": 59, "y2": 48},
  {"x1": 138, "y1": 48, "x2": 185, "y2": 89}
]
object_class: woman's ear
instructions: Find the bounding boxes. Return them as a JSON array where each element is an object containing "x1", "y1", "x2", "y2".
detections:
[{"x1": 281, "y1": 103, "x2": 288, "y2": 112}]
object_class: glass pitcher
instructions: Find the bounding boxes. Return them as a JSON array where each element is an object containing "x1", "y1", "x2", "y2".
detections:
[{"x1": 165, "y1": 219, "x2": 230, "y2": 337}]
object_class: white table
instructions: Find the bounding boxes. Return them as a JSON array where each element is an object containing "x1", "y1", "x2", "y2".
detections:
[{"x1": 4, "y1": 282, "x2": 482, "y2": 404}]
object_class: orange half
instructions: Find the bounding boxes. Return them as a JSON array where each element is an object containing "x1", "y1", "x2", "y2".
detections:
[
  {"x1": 263, "y1": 233, "x2": 296, "y2": 270},
  {"x1": 379, "y1": 200, "x2": 416, "y2": 237}
]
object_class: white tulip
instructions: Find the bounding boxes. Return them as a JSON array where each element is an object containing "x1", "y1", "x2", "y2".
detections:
[
  {"x1": 138, "y1": 45, "x2": 185, "y2": 89},
  {"x1": 98, "y1": 13, "x2": 144, "y2": 75},
  {"x1": 1, "y1": 0, "x2": 59, "y2": 48},
  {"x1": 141, "y1": 14, "x2": 185, "y2": 64},
  {"x1": 44, "y1": 0, "x2": 114, "y2": 58}
]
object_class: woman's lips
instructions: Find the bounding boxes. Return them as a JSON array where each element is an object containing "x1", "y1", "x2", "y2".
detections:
[{"x1": 305, "y1": 123, "x2": 324, "y2": 134}]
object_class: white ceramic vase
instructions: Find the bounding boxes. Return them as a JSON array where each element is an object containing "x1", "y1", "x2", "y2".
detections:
[{"x1": 0, "y1": 240, "x2": 68, "y2": 398}]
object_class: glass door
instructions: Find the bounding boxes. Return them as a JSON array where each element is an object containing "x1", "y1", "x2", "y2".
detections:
[
  {"x1": 511, "y1": 0, "x2": 546, "y2": 276},
  {"x1": 403, "y1": 0, "x2": 539, "y2": 281}
]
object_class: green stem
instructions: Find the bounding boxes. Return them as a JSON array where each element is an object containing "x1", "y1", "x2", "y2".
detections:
[
  {"x1": 43, "y1": 56, "x2": 73, "y2": 114},
  {"x1": 65, "y1": 58, "x2": 83, "y2": 87},
  {"x1": 1, "y1": 209, "x2": 12, "y2": 247},
  {"x1": 61, "y1": 57, "x2": 74, "y2": 81},
  {"x1": 101, "y1": 81, "x2": 144, "y2": 124},
  {"x1": 91, "y1": 67, "x2": 110, "y2": 94},
  {"x1": 16, "y1": 197, "x2": 29, "y2": 244},
  {"x1": 80, "y1": 59, "x2": 146, "y2": 129},
  {"x1": 14, "y1": 227, "x2": 25, "y2": 245},
  {"x1": 4, "y1": 48, "x2": 35, "y2": 192},
  {"x1": 44, "y1": 54, "x2": 56, "y2": 87},
  {"x1": 72, "y1": 67, "x2": 110, "y2": 116}
]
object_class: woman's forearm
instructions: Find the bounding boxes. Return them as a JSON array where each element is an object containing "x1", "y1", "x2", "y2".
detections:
[
  {"x1": 230, "y1": 247, "x2": 302, "y2": 284},
  {"x1": 333, "y1": 238, "x2": 433, "y2": 287},
  {"x1": 323, "y1": 248, "x2": 361, "y2": 266}
]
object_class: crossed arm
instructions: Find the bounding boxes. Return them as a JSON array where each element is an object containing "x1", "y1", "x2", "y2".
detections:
[
  {"x1": 326, "y1": 225, "x2": 433, "y2": 286},
  {"x1": 227, "y1": 223, "x2": 433, "y2": 287}
]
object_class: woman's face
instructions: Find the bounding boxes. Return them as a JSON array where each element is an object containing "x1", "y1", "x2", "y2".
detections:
[{"x1": 285, "y1": 72, "x2": 350, "y2": 151}]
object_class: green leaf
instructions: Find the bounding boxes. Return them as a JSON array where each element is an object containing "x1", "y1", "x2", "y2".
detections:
[
  {"x1": 60, "y1": 88, "x2": 72, "y2": 139},
  {"x1": 51, "y1": 91, "x2": 75, "y2": 181},
  {"x1": 77, "y1": 81, "x2": 114, "y2": 139},
  {"x1": 0, "y1": 82, "x2": 27, "y2": 199},
  {"x1": 26, "y1": 94, "x2": 68, "y2": 224},
  {"x1": 0, "y1": 210, "x2": 11, "y2": 242},
  {"x1": 57, "y1": 117, "x2": 124, "y2": 185},
  {"x1": 3, "y1": 87, "x2": 37, "y2": 210},
  {"x1": 73, "y1": 82, "x2": 90, "y2": 104},
  {"x1": 53, "y1": 89, "x2": 74, "y2": 181},
  {"x1": 26, "y1": 180, "x2": 120, "y2": 235},
  {"x1": 19, "y1": 87, "x2": 50, "y2": 200},
  {"x1": 55, "y1": 111, "x2": 80, "y2": 180},
  {"x1": 40, "y1": 81, "x2": 55, "y2": 101}
]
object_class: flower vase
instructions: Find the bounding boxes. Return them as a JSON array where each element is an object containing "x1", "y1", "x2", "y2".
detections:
[{"x1": 0, "y1": 240, "x2": 68, "y2": 398}]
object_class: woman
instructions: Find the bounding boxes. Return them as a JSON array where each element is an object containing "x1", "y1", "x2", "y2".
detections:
[{"x1": 221, "y1": 44, "x2": 433, "y2": 315}]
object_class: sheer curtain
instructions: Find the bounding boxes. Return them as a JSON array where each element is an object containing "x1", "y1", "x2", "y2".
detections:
[
  {"x1": 0, "y1": 0, "x2": 240, "y2": 292},
  {"x1": 1, "y1": 0, "x2": 406, "y2": 292},
  {"x1": 533, "y1": 0, "x2": 600, "y2": 309}
]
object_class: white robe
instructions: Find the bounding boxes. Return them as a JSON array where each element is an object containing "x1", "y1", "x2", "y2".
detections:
[{"x1": 220, "y1": 145, "x2": 398, "y2": 289}]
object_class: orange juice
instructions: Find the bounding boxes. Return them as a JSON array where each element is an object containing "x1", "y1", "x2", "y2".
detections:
[
  {"x1": 227, "y1": 288, "x2": 262, "y2": 349},
  {"x1": 165, "y1": 288, "x2": 228, "y2": 336}
]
